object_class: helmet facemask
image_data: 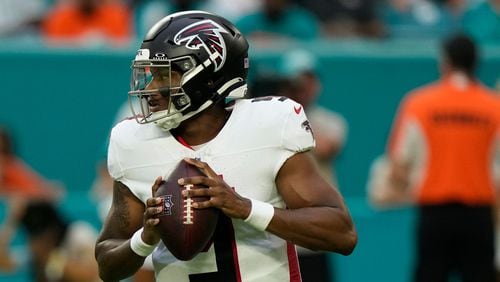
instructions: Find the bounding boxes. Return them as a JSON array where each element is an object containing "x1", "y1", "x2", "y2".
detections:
[{"x1": 128, "y1": 56, "x2": 201, "y2": 131}]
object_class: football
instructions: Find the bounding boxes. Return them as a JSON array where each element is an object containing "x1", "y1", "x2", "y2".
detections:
[{"x1": 155, "y1": 160, "x2": 219, "y2": 261}]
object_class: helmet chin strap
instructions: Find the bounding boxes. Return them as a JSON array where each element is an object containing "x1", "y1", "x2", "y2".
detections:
[
  {"x1": 153, "y1": 100, "x2": 214, "y2": 131},
  {"x1": 152, "y1": 111, "x2": 183, "y2": 131}
]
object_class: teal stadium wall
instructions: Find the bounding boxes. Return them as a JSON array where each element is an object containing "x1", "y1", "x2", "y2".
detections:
[{"x1": 0, "y1": 39, "x2": 498, "y2": 281}]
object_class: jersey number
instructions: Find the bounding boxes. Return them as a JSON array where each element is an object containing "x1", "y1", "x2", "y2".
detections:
[{"x1": 189, "y1": 215, "x2": 240, "y2": 282}]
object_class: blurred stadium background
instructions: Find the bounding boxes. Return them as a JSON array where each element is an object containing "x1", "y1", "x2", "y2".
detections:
[{"x1": 0, "y1": 0, "x2": 499, "y2": 281}]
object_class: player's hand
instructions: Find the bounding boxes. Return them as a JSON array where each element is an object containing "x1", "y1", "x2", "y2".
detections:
[
  {"x1": 180, "y1": 158, "x2": 251, "y2": 220},
  {"x1": 142, "y1": 176, "x2": 163, "y2": 245}
]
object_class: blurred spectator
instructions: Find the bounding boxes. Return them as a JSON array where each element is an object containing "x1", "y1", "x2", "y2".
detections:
[
  {"x1": 0, "y1": 126, "x2": 98, "y2": 281},
  {"x1": 0, "y1": 0, "x2": 49, "y2": 37},
  {"x1": 41, "y1": 0, "x2": 132, "y2": 46},
  {"x1": 294, "y1": 0, "x2": 384, "y2": 38},
  {"x1": 434, "y1": 0, "x2": 467, "y2": 33},
  {"x1": 367, "y1": 154, "x2": 412, "y2": 208},
  {"x1": 462, "y1": 0, "x2": 500, "y2": 43},
  {"x1": 278, "y1": 49, "x2": 348, "y2": 282},
  {"x1": 0, "y1": 201, "x2": 100, "y2": 282},
  {"x1": 202, "y1": 0, "x2": 262, "y2": 22},
  {"x1": 0, "y1": 126, "x2": 57, "y2": 273},
  {"x1": 370, "y1": 34, "x2": 500, "y2": 282},
  {"x1": 0, "y1": 125, "x2": 61, "y2": 249},
  {"x1": 379, "y1": 0, "x2": 464, "y2": 38},
  {"x1": 0, "y1": 126, "x2": 61, "y2": 200},
  {"x1": 134, "y1": 0, "x2": 262, "y2": 38},
  {"x1": 235, "y1": 0, "x2": 321, "y2": 42},
  {"x1": 133, "y1": 0, "x2": 209, "y2": 40}
]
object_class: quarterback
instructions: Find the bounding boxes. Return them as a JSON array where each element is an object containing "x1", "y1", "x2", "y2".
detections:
[{"x1": 95, "y1": 11, "x2": 357, "y2": 282}]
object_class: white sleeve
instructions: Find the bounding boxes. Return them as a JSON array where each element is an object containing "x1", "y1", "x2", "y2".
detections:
[
  {"x1": 281, "y1": 104, "x2": 315, "y2": 153},
  {"x1": 107, "y1": 134, "x2": 125, "y2": 180},
  {"x1": 268, "y1": 100, "x2": 316, "y2": 176}
]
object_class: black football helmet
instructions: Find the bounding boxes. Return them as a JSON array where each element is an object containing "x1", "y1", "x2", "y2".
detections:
[{"x1": 129, "y1": 10, "x2": 249, "y2": 130}]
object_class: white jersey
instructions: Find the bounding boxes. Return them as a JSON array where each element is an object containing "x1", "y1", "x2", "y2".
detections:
[{"x1": 108, "y1": 97, "x2": 315, "y2": 282}]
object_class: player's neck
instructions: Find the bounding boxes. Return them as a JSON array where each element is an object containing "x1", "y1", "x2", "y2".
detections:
[{"x1": 171, "y1": 104, "x2": 230, "y2": 146}]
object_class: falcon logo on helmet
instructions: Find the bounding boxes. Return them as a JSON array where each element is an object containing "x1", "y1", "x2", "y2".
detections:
[{"x1": 174, "y1": 19, "x2": 228, "y2": 72}]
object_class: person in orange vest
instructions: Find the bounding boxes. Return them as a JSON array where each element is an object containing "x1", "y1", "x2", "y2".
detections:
[
  {"x1": 370, "y1": 33, "x2": 500, "y2": 282},
  {"x1": 41, "y1": 0, "x2": 132, "y2": 46}
]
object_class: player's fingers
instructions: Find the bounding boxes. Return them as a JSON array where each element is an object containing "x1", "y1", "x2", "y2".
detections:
[
  {"x1": 151, "y1": 176, "x2": 163, "y2": 197},
  {"x1": 182, "y1": 187, "x2": 212, "y2": 198},
  {"x1": 183, "y1": 158, "x2": 218, "y2": 178},
  {"x1": 144, "y1": 218, "x2": 159, "y2": 226},
  {"x1": 192, "y1": 200, "x2": 213, "y2": 209},
  {"x1": 146, "y1": 196, "x2": 162, "y2": 207},
  {"x1": 179, "y1": 175, "x2": 205, "y2": 185},
  {"x1": 144, "y1": 205, "x2": 163, "y2": 217},
  {"x1": 178, "y1": 176, "x2": 218, "y2": 187}
]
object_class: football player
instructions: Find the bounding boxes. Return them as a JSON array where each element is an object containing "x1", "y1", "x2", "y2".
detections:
[{"x1": 95, "y1": 10, "x2": 357, "y2": 282}]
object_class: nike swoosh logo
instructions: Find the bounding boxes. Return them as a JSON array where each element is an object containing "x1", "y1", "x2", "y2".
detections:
[{"x1": 294, "y1": 106, "x2": 302, "y2": 114}]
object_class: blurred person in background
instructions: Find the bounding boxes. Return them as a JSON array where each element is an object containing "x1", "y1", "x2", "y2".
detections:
[
  {"x1": 1, "y1": 201, "x2": 100, "y2": 282},
  {"x1": 462, "y1": 0, "x2": 500, "y2": 43},
  {"x1": 41, "y1": 0, "x2": 132, "y2": 46},
  {"x1": 0, "y1": 126, "x2": 61, "y2": 200},
  {"x1": 433, "y1": 0, "x2": 468, "y2": 32},
  {"x1": 235, "y1": 0, "x2": 321, "y2": 42},
  {"x1": 294, "y1": 0, "x2": 384, "y2": 38},
  {"x1": 278, "y1": 49, "x2": 348, "y2": 282},
  {"x1": 0, "y1": 0, "x2": 49, "y2": 37},
  {"x1": 367, "y1": 154, "x2": 411, "y2": 208},
  {"x1": 0, "y1": 125, "x2": 51, "y2": 272},
  {"x1": 370, "y1": 33, "x2": 500, "y2": 282},
  {"x1": 133, "y1": 0, "x2": 209, "y2": 41},
  {"x1": 378, "y1": 0, "x2": 465, "y2": 38},
  {"x1": 0, "y1": 126, "x2": 99, "y2": 281},
  {"x1": 0, "y1": 125, "x2": 62, "y2": 252},
  {"x1": 202, "y1": 0, "x2": 261, "y2": 22},
  {"x1": 133, "y1": 0, "x2": 262, "y2": 39}
]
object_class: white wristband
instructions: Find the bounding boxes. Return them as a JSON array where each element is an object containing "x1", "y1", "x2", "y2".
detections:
[
  {"x1": 244, "y1": 199, "x2": 275, "y2": 231},
  {"x1": 130, "y1": 228, "x2": 156, "y2": 257}
]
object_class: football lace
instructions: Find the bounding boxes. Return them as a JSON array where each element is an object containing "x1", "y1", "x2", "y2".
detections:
[{"x1": 183, "y1": 184, "x2": 194, "y2": 224}]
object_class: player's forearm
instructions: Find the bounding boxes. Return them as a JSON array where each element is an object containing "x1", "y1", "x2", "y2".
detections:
[
  {"x1": 95, "y1": 239, "x2": 146, "y2": 281},
  {"x1": 267, "y1": 206, "x2": 357, "y2": 255}
]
